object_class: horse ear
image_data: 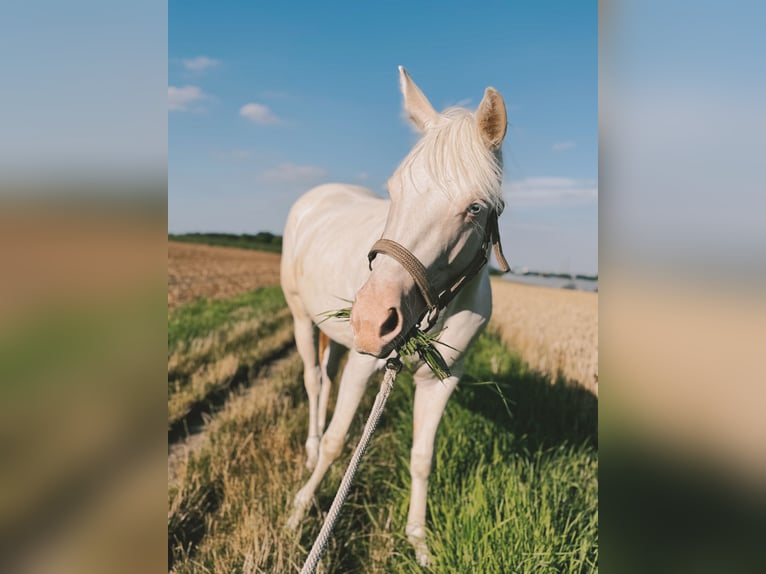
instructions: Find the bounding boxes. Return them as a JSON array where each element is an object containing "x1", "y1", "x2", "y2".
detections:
[
  {"x1": 476, "y1": 87, "x2": 507, "y2": 150},
  {"x1": 399, "y1": 66, "x2": 438, "y2": 132}
]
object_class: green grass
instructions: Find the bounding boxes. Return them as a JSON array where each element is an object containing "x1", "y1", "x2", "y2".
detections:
[
  {"x1": 168, "y1": 286, "x2": 286, "y2": 354},
  {"x1": 417, "y1": 340, "x2": 597, "y2": 572},
  {"x1": 169, "y1": 232, "x2": 282, "y2": 253},
  {"x1": 168, "y1": 292, "x2": 598, "y2": 573},
  {"x1": 323, "y1": 331, "x2": 598, "y2": 573}
]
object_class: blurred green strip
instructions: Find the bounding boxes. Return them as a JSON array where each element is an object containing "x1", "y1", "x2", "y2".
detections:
[{"x1": 0, "y1": 288, "x2": 164, "y2": 396}]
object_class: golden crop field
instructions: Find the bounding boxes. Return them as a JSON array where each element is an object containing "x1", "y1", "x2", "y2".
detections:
[{"x1": 489, "y1": 279, "x2": 598, "y2": 395}]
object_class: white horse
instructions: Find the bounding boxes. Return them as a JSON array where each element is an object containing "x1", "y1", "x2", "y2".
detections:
[{"x1": 280, "y1": 66, "x2": 508, "y2": 565}]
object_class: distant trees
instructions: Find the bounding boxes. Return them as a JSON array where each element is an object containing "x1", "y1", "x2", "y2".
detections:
[{"x1": 168, "y1": 232, "x2": 283, "y2": 253}]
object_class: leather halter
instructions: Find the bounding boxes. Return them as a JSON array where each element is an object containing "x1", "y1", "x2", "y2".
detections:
[{"x1": 367, "y1": 210, "x2": 509, "y2": 331}]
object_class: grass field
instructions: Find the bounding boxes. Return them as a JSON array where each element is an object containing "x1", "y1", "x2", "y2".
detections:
[{"x1": 168, "y1": 285, "x2": 598, "y2": 573}]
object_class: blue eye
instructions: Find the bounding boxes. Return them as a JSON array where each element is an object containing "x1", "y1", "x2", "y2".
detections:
[{"x1": 468, "y1": 203, "x2": 482, "y2": 215}]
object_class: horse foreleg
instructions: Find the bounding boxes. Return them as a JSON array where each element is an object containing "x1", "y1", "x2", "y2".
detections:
[
  {"x1": 288, "y1": 350, "x2": 379, "y2": 530},
  {"x1": 293, "y1": 317, "x2": 322, "y2": 470},
  {"x1": 407, "y1": 369, "x2": 460, "y2": 566},
  {"x1": 317, "y1": 333, "x2": 341, "y2": 435}
]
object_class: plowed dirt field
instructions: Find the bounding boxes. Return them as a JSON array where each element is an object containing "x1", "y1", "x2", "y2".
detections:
[{"x1": 168, "y1": 241, "x2": 281, "y2": 310}]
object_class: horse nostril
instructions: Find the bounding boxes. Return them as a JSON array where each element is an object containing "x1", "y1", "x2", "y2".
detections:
[{"x1": 379, "y1": 307, "x2": 400, "y2": 338}]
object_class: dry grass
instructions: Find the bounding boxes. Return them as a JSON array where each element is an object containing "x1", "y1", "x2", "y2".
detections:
[
  {"x1": 168, "y1": 241, "x2": 281, "y2": 310},
  {"x1": 168, "y1": 320, "x2": 294, "y2": 427},
  {"x1": 169, "y1": 307, "x2": 293, "y2": 375},
  {"x1": 168, "y1": 351, "x2": 315, "y2": 573},
  {"x1": 490, "y1": 278, "x2": 598, "y2": 395},
  {"x1": 168, "y1": 353, "x2": 239, "y2": 425}
]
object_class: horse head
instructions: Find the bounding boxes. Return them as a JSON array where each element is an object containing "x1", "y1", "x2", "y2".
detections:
[{"x1": 351, "y1": 67, "x2": 508, "y2": 357}]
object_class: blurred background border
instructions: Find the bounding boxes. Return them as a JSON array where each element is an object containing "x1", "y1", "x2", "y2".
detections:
[{"x1": 0, "y1": 1, "x2": 764, "y2": 572}]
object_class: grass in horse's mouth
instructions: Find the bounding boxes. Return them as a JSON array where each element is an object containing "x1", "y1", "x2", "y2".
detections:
[
  {"x1": 317, "y1": 307, "x2": 352, "y2": 322},
  {"x1": 318, "y1": 306, "x2": 451, "y2": 380}
]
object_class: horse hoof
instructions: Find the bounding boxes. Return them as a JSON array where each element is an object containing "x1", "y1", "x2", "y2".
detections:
[
  {"x1": 407, "y1": 525, "x2": 430, "y2": 567},
  {"x1": 287, "y1": 489, "x2": 311, "y2": 531},
  {"x1": 286, "y1": 504, "x2": 306, "y2": 531},
  {"x1": 286, "y1": 509, "x2": 303, "y2": 531},
  {"x1": 414, "y1": 543, "x2": 430, "y2": 567}
]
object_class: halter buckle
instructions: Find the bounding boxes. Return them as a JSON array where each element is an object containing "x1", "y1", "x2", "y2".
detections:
[{"x1": 419, "y1": 305, "x2": 441, "y2": 332}]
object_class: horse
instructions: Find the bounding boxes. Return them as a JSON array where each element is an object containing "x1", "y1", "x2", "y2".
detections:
[{"x1": 280, "y1": 66, "x2": 508, "y2": 566}]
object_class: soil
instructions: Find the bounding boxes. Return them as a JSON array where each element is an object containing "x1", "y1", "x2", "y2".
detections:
[{"x1": 168, "y1": 241, "x2": 281, "y2": 310}]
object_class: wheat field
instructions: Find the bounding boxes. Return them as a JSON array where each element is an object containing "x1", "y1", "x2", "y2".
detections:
[{"x1": 490, "y1": 279, "x2": 598, "y2": 395}]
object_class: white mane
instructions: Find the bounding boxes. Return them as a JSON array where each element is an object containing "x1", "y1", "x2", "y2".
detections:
[{"x1": 394, "y1": 107, "x2": 504, "y2": 211}]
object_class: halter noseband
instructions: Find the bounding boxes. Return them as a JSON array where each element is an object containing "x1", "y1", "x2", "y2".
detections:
[{"x1": 367, "y1": 210, "x2": 510, "y2": 331}]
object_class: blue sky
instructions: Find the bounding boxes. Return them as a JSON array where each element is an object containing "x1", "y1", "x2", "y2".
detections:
[{"x1": 169, "y1": 1, "x2": 597, "y2": 274}]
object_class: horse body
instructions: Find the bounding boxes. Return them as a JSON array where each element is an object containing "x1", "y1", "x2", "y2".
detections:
[
  {"x1": 281, "y1": 67, "x2": 507, "y2": 566},
  {"x1": 281, "y1": 184, "x2": 388, "y2": 350}
]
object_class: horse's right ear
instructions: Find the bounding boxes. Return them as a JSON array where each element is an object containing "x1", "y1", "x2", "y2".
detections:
[
  {"x1": 399, "y1": 66, "x2": 438, "y2": 132},
  {"x1": 476, "y1": 87, "x2": 507, "y2": 150}
]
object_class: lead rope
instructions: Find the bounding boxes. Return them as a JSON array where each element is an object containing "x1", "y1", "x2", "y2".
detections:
[{"x1": 299, "y1": 356, "x2": 403, "y2": 574}]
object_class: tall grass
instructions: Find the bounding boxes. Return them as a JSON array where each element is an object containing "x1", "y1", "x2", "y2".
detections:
[{"x1": 168, "y1": 288, "x2": 598, "y2": 573}]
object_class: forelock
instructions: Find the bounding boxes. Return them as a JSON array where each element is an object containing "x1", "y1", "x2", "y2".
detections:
[{"x1": 394, "y1": 107, "x2": 504, "y2": 210}]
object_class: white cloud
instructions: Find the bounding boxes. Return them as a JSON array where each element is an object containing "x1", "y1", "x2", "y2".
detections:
[
  {"x1": 182, "y1": 56, "x2": 219, "y2": 72},
  {"x1": 240, "y1": 103, "x2": 280, "y2": 125},
  {"x1": 504, "y1": 177, "x2": 598, "y2": 207},
  {"x1": 552, "y1": 140, "x2": 576, "y2": 152},
  {"x1": 257, "y1": 162, "x2": 329, "y2": 185},
  {"x1": 168, "y1": 85, "x2": 207, "y2": 111}
]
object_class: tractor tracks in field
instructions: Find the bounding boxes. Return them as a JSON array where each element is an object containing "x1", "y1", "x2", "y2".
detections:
[
  {"x1": 168, "y1": 334, "x2": 296, "y2": 444},
  {"x1": 168, "y1": 345, "x2": 300, "y2": 488}
]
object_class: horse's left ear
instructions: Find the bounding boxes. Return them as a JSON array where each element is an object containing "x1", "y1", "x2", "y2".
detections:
[
  {"x1": 476, "y1": 87, "x2": 507, "y2": 150},
  {"x1": 399, "y1": 66, "x2": 438, "y2": 132}
]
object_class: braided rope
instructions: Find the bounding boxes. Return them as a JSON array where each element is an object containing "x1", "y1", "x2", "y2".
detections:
[{"x1": 299, "y1": 357, "x2": 402, "y2": 574}]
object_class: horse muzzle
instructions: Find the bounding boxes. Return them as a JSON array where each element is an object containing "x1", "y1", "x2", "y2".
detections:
[{"x1": 350, "y1": 281, "x2": 406, "y2": 357}]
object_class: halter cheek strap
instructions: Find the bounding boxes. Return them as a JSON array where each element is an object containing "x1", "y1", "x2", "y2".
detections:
[
  {"x1": 367, "y1": 210, "x2": 510, "y2": 330},
  {"x1": 366, "y1": 238, "x2": 440, "y2": 309}
]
